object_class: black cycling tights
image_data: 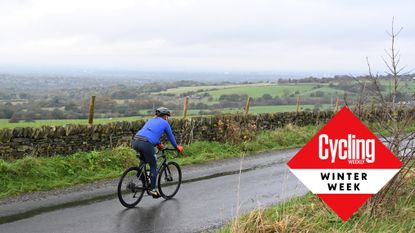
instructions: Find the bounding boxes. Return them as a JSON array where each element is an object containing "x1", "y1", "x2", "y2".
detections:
[{"x1": 132, "y1": 140, "x2": 157, "y2": 190}]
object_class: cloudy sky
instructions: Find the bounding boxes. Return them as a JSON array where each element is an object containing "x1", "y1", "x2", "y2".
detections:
[{"x1": 0, "y1": 0, "x2": 414, "y2": 74}]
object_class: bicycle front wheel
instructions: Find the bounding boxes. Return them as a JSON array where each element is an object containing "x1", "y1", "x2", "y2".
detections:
[
  {"x1": 117, "y1": 167, "x2": 145, "y2": 208},
  {"x1": 158, "y1": 161, "x2": 182, "y2": 199}
]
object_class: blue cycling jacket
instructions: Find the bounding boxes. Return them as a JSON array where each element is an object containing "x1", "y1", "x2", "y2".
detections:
[{"x1": 136, "y1": 117, "x2": 178, "y2": 148}]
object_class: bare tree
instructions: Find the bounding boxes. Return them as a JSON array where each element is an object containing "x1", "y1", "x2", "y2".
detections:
[{"x1": 355, "y1": 18, "x2": 415, "y2": 216}]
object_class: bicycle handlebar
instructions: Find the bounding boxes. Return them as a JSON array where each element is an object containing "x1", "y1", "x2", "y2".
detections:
[
  {"x1": 157, "y1": 147, "x2": 180, "y2": 157},
  {"x1": 161, "y1": 148, "x2": 178, "y2": 151}
]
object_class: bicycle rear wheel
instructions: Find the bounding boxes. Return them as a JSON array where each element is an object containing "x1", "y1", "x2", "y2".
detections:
[
  {"x1": 117, "y1": 167, "x2": 145, "y2": 208},
  {"x1": 158, "y1": 161, "x2": 182, "y2": 199}
]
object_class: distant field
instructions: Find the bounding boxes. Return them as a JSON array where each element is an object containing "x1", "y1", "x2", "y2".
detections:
[
  {"x1": 180, "y1": 104, "x2": 333, "y2": 115},
  {"x1": 160, "y1": 83, "x2": 350, "y2": 107},
  {"x1": 0, "y1": 104, "x2": 333, "y2": 128},
  {"x1": 160, "y1": 81, "x2": 415, "y2": 101},
  {"x1": 0, "y1": 117, "x2": 145, "y2": 129},
  {"x1": 158, "y1": 83, "x2": 272, "y2": 95},
  {"x1": 206, "y1": 84, "x2": 317, "y2": 99},
  {"x1": 159, "y1": 83, "x2": 319, "y2": 99},
  {"x1": 299, "y1": 86, "x2": 351, "y2": 96},
  {"x1": 220, "y1": 104, "x2": 333, "y2": 114}
]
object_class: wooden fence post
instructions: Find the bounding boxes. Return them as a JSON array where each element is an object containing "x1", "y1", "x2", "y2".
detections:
[
  {"x1": 88, "y1": 96, "x2": 96, "y2": 125},
  {"x1": 296, "y1": 96, "x2": 300, "y2": 113},
  {"x1": 183, "y1": 96, "x2": 189, "y2": 119},
  {"x1": 245, "y1": 96, "x2": 251, "y2": 115}
]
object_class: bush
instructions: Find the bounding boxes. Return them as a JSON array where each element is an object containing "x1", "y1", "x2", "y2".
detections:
[{"x1": 8, "y1": 116, "x2": 20, "y2": 123}]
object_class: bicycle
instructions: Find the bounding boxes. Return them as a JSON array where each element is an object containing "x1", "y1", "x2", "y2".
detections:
[{"x1": 117, "y1": 147, "x2": 182, "y2": 208}]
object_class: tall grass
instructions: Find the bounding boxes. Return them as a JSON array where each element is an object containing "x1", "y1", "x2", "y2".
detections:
[{"x1": 219, "y1": 166, "x2": 415, "y2": 233}]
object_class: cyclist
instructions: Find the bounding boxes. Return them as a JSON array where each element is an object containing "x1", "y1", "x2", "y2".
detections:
[{"x1": 132, "y1": 107, "x2": 183, "y2": 198}]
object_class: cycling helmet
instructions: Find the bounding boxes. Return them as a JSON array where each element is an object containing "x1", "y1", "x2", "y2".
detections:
[{"x1": 155, "y1": 107, "x2": 171, "y2": 117}]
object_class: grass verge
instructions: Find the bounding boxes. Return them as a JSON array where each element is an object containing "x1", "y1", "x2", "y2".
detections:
[
  {"x1": 219, "y1": 167, "x2": 415, "y2": 233},
  {"x1": 0, "y1": 147, "x2": 137, "y2": 199},
  {"x1": 0, "y1": 124, "x2": 320, "y2": 199}
]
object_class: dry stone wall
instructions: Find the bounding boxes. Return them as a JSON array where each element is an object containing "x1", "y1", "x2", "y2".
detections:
[{"x1": 0, "y1": 111, "x2": 333, "y2": 160}]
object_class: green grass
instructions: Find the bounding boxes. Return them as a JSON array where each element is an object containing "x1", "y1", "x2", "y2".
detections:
[
  {"x1": 0, "y1": 117, "x2": 145, "y2": 129},
  {"x1": 221, "y1": 104, "x2": 333, "y2": 114},
  {"x1": 299, "y1": 86, "x2": 352, "y2": 97},
  {"x1": 159, "y1": 81, "x2": 415, "y2": 98},
  {"x1": 159, "y1": 83, "x2": 322, "y2": 99},
  {"x1": 219, "y1": 169, "x2": 415, "y2": 233},
  {"x1": 0, "y1": 124, "x2": 320, "y2": 199},
  {"x1": 205, "y1": 84, "x2": 317, "y2": 99},
  {"x1": 175, "y1": 105, "x2": 334, "y2": 115},
  {"x1": 158, "y1": 84, "x2": 260, "y2": 95},
  {"x1": 159, "y1": 82, "x2": 349, "y2": 107}
]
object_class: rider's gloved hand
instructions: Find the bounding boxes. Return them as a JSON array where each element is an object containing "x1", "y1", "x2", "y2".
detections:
[
  {"x1": 156, "y1": 143, "x2": 164, "y2": 150},
  {"x1": 176, "y1": 145, "x2": 183, "y2": 153}
]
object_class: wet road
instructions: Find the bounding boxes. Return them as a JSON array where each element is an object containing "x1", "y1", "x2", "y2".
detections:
[{"x1": 0, "y1": 155, "x2": 307, "y2": 233}]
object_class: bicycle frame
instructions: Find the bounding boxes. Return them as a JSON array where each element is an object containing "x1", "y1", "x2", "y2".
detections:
[
  {"x1": 156, "y1": 148, "x2": 177, "y2": 172},
  {"x1": 137, "y1": 148, "x2": 178, "y2": 190}
]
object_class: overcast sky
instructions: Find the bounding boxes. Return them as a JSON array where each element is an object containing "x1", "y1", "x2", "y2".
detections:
[{"x1": 0, "y1": 0, "x2": 414, "y2": 74}]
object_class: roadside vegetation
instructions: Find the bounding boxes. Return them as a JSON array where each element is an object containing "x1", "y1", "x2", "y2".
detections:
[
  {"x1": 0, "y1": 124, "x2": 320, "y2": 199},
  {"x1": 219, "y1": 166, "x2": 414, "y2": 233}
]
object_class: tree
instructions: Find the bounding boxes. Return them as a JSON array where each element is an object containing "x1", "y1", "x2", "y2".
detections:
[
  {"x1": 64, "y1": 102, "x2": 79, "y2": 112},
  {"x1": 9, "y1": 114, "x2": 20, "y2": 123},
  {"x1": 51, "y1": 108, "x2": 64, "y2": 119},
  {"x1": 354, "y1": 19, "x2": 415, "y2": 217}
]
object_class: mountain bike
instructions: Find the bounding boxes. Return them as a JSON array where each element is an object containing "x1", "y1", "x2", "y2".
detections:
[{"x1": 117, "y1": 147, "x2": 182, "y2": 208}]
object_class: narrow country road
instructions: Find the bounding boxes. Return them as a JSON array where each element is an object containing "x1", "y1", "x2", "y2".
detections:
[{"x1": 0, "y1": 150, "x2": 307, "y2": 233}]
